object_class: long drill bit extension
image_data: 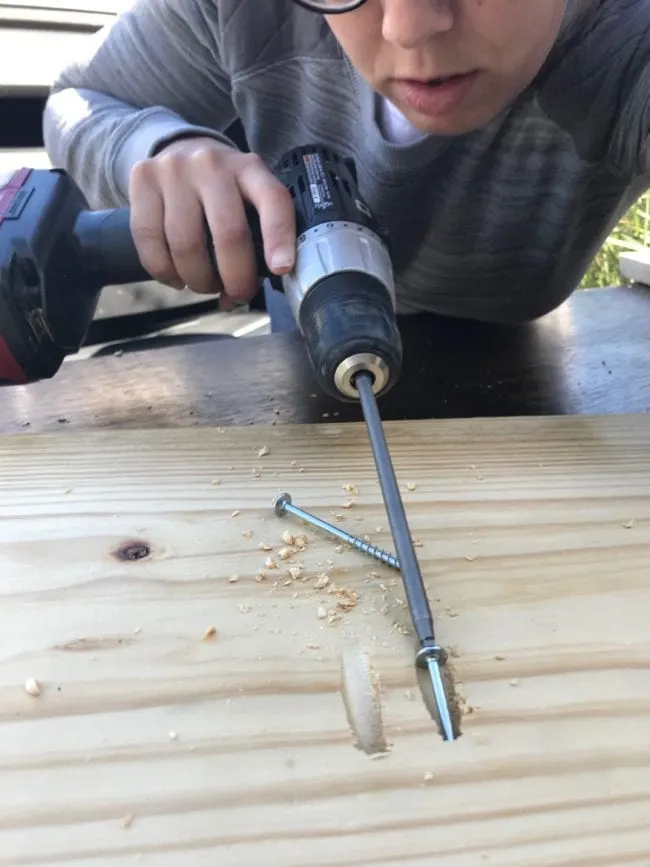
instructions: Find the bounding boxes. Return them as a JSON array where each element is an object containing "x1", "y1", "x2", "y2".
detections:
[{"x1": 355, "y1": 371, "x2": 457, "y2": 741}]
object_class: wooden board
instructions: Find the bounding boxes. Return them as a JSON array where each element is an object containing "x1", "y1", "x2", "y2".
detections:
[{"x1": 2, "y1": 414, "x2": 650, "y2": 866}]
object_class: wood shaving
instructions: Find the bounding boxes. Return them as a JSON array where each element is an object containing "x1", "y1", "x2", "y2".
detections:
[
  {"x1": 412, "y1": 538, "x2": 423, "y2": 547},
  {"x1": 241, "y1": 530, "x2": 253, "y2": 539},
  {"x1": 317, "y1": 605, "x2": 328, "y2": 619},
  {"x1": 259, "y1": 543, "x2": 273, "y2": 552},
  {"x1": 342, "y1": 484, "x2": 359, "y2": 495},
  {"x1": 265, "y1": 557, "x2": 278, "y2": 569},
  {"x1": 238, "y1": 604, "x2": 251, "y2": 614},
  {"x1": 228, "y1": 575, "x2": 240, "y2": 583},
  {"x1": 293, "y1": 533, "x2": 309, "y2": 550},
  {"x1": 211, "y1": 478, "x2": 221, "y2": 486},
  {"x1": 422, "y1": 772, "x2": 434, "y2": 783},
  {"x1": 255, "y1": 571, "x2": 267, "y2": 583},
  {"x1": 251, "y1": 468, "x2": 261, "y2": 478},
  {"x1": 327, "y1": 583, "x2": 359, "y2": 612},
  {"x1": 281, "y1": 530, "x2": 295, "y2": 545},
  {"x1": 404, "y1": 689, "x2": 414, "y2": 700},
  {"x1": 24, "y1": 678, "x2": 41, "y2": 697},
  {"x1": 622, "y1": 519, "x2": 635, "y2": 528},
  {"x1": 465, "y1": 555, "x2": 476, "y2": 561},
  {"x1": 277, "y1": 547, "x2": 293, "y2": 561},
  {"x1": 289, "y1": 566, "x2": 303, "y2": 580},
  {"x1": 169, "y1": 731, "x2": 178, "y2": 741},
  {"x1": 330, "y1": 512, "x2": 345, "y2": 521},
  {"x1": 231, "y1": 510, "x2": 240, "y2": 518},
  {"x1": 509, "y1": 678, "x2": 519, "y2": 686},
  {"x1": 406, "y1": 482, "x2": 417, "y2": 491},
  {"x1": 120, "y1": 814, "x2": 134, "y2": 829},
  {"x1": 202, "y1": 626, "x2": 217, "y2": 639},
  {"x1": 257, "y1": 445, "x2": 270, "y2": 457},
  {"x1": 314, "y1": 575, "x2": 330, "y2": 590},
  {"x1": 341, "y1": 501, "x2": 354, "y2": 509}
]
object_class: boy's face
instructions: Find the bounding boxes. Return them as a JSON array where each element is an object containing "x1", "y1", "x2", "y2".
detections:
[{"x1": 326, "y1": 0, "x2": 568, "y2": 135}]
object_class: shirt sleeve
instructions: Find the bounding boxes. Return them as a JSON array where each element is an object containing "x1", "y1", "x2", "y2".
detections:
[
  {"x1": 534, "y1": 0, "x2": 650, "y2": 178},
  {"x1": 42, "y1": 0, "x2": 239, "y2": 208}
]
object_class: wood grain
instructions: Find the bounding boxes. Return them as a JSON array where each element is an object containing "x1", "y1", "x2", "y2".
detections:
[{"x1": 2, "y1": 414, "x2": 650, "y2": 866}]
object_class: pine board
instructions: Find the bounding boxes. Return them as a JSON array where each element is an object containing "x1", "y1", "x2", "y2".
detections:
[{"x1": 1, "y1": 414, "x2": 650, "y2": 866}]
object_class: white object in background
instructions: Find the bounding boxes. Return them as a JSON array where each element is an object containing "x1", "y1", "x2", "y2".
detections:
[{"x1": 619, "y1": 250, "x2": 650, "y2": 287}]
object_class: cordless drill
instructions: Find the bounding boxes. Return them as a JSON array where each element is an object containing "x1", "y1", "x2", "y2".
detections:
[{"x1": 0, "y1": 144, "x2": 402, "y2": 401}]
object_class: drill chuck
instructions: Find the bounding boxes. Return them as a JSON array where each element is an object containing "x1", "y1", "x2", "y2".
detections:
[{"x1": 283, "y1": 220, "x2": 398, "y2": 399}]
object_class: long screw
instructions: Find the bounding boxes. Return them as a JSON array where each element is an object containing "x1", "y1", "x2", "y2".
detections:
[
  {"x1": 272, "y1": 492, "x2": 400, "y2": 570},
  {"x1": 355, "y1": 371, "x2": 456, "y2": 742}
]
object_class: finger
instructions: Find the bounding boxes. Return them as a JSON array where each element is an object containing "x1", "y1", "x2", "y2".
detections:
[
  {"x1": 159, "y1": 175, "x2": 221, "y2": 295},
  {"x1": 236, "y1": 157, "x2": 296, "y2": 274},
  {"x1": 200, "y1": 175, "x2": 260, "y2": 304},
  {"x1": 128, "y1": 162, "x2": 183, "y2": 289}
]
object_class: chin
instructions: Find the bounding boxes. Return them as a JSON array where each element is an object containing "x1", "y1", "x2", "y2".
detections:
[{"x1": 399, "y1": 101, "x2": 507, "y2": 137}]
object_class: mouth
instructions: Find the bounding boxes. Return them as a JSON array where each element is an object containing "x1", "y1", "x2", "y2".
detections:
[
  {"x1": 399, "y1": 72, "x2": 474, "y2": 86},
  {"x1": 391, "y1": 71, "x2": 480, "y2": 118}
]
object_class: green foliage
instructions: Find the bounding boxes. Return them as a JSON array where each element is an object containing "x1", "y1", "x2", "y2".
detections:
[{"x1": 580, "y1": 192, "x2": 650, "y2": 288}]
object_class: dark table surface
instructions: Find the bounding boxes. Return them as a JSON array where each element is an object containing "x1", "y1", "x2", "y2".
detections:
[{"x1": 3, "y1": 284, "x2": 650, "y2": 434}]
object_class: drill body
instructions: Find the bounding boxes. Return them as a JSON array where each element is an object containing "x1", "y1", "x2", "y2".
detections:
[{"x1": 0, "y1": 144, "x2": 402, "y2": 398}]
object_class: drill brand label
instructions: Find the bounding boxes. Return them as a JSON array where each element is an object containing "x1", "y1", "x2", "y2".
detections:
[{"x1": 302, "y1": 153, "x2": 333, "y2": 212}]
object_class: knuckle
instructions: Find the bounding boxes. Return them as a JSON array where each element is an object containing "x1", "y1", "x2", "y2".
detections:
[
  {"x1": 168, "y1": 233, "x2": 205, "y2": 260},
  {"x1": 240, "y1": 151, "x2": 265, "y2": 171},
  {"x1": 130, "y1": 223, "x2": 161, "y2": 245},
  {"x1": 128, "y1": 159, "x2": 155, "y2": 191},
  {"x1": 155, "y1": 149, "x2": 187, "y2": 177},
  {"x1": 211, "y1": 222, "x2": 251, "y2": 249},
  {"x1": 188, "y1": 144, "x2": 226, "y2": 173}
]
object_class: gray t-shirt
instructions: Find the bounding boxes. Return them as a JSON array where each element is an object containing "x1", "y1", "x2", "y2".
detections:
[{"x1": 42, "y1": 0, "x2": 650, "y2": 322}]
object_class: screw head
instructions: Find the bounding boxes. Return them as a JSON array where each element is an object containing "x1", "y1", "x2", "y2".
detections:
[{"x1": 272, "y1": 492, "x2": 291, "y2": 516}]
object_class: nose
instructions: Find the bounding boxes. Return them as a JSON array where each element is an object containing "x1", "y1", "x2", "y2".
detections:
[{"x1": 381, "y1": 0, "x2": 454, "y2": 47}]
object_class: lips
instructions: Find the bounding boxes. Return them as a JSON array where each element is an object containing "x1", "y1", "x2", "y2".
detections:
[{"x1": 392, "y1": 71, "x2": 479, "y2": 118}]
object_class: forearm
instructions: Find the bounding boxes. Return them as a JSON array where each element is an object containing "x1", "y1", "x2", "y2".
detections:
[{"x1": 42, "y1": 0, "x2": 238, "y2": 208}]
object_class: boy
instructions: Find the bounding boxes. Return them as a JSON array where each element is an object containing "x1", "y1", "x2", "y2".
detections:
[{"x1": 43, "y1": 0, "x2": 650, "y2": 331}]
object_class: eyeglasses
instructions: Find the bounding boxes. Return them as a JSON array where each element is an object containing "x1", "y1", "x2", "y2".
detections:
[{"x1": 291, "y1": 0, "x2": 368, "y2": 13}]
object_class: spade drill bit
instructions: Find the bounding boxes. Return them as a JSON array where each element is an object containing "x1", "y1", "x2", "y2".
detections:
[{"x1": 354, "y1": 371, "x2": 456, "y2": 742}]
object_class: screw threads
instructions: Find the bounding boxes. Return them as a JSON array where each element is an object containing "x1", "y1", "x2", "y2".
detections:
[{"x1": 272, "y1": 492, "x2": 399, "y2": 571}]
